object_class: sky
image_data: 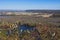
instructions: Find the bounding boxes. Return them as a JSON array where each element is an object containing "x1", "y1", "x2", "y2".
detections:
[{"x1": 0, "y1": 0, "x2": 60, "y2": 10}]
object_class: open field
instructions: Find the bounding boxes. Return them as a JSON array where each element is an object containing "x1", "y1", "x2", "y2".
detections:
[
  {"x1": 0, "y1": 15, "x2": 60, "y2": 26},
  {"x1": 0, "y1": 11, "x2": 60, "y2": 40}
]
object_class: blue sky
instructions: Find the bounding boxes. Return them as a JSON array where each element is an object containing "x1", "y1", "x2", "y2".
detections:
[{"x1": 0, "y1": 0, "x2": 60, "y2": 10}]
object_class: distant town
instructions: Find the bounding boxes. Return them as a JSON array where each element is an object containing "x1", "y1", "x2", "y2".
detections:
[{"x1": 0, "y1": 10, "x2": 60, "y2": 18}]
